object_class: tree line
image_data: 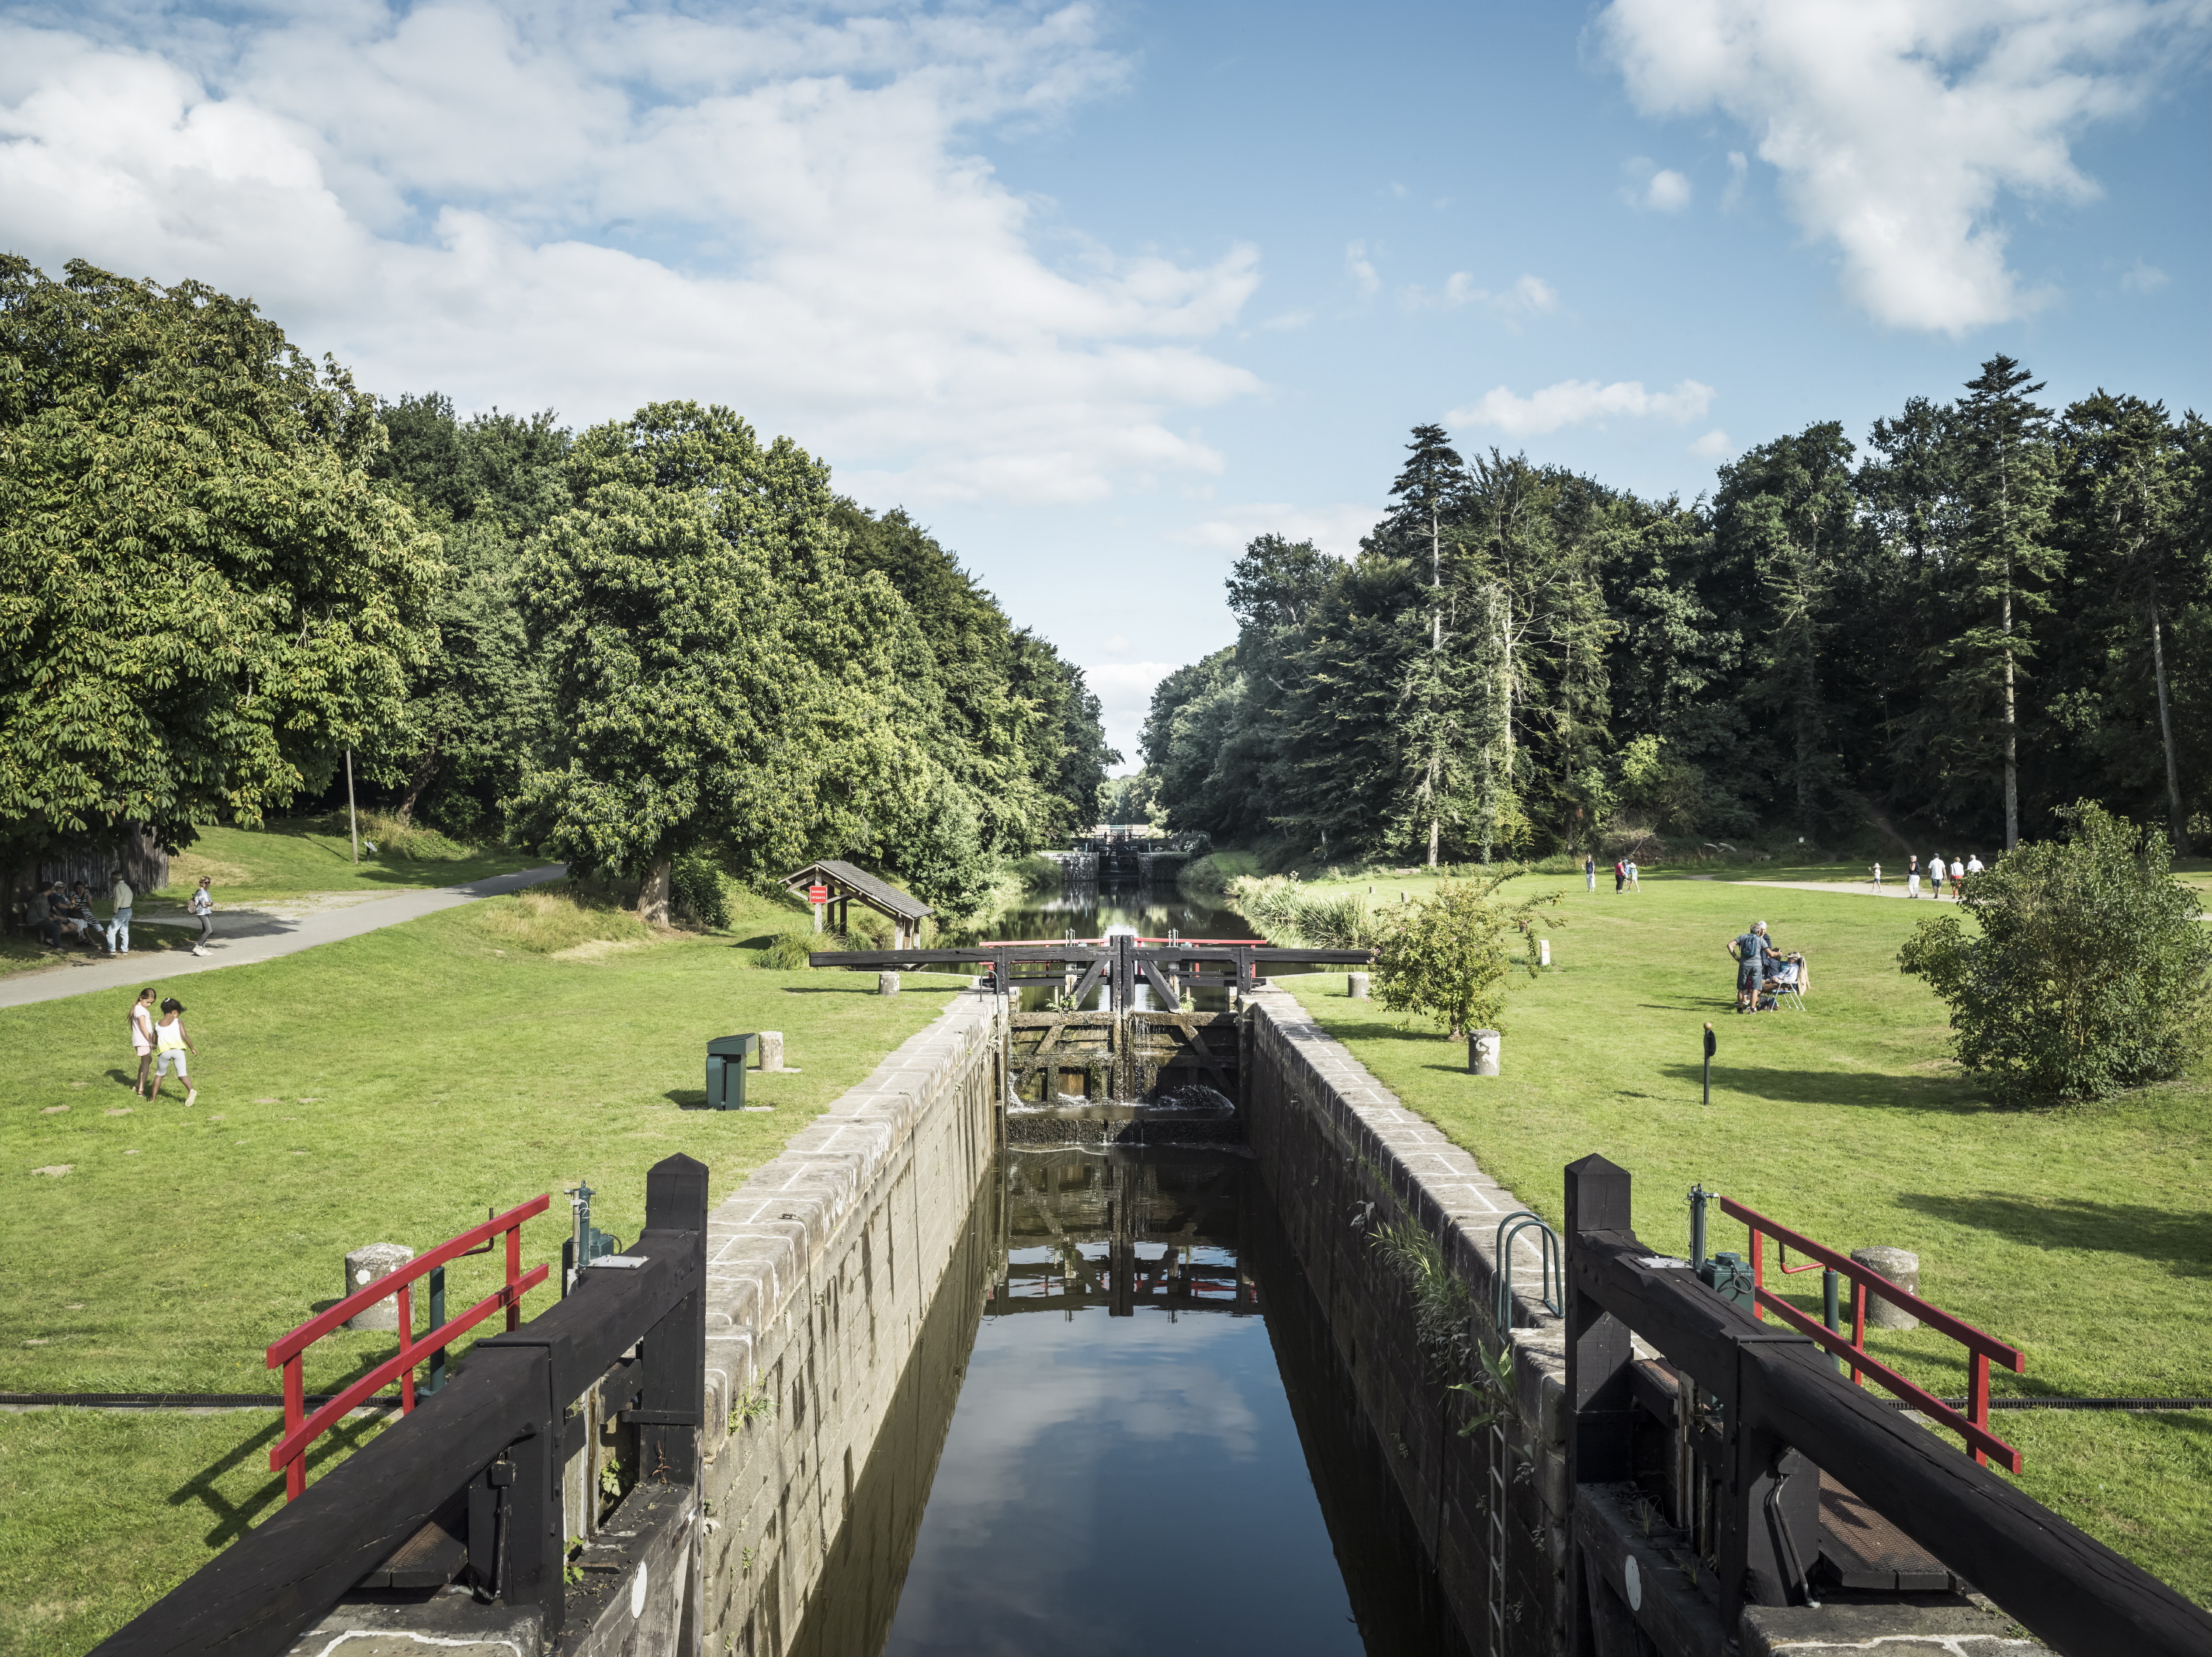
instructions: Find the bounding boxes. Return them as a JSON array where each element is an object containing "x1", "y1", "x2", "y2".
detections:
[
  {"x1": 1, "y1": 257, "x2": 1112, "y2": 920},
  {"x1": 1131, "y1": 356, "x2": 2210, "y2": 863}
]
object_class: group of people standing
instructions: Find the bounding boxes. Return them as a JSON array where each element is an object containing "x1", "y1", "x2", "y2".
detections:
[
  {"x1": 1873, "y1": 853, "x2": 1983, "y2": 899},
  {"x1": 18, "y1": 872, "x2": 218, "y2": 956},
  {"x1": 1583, "y1": 855, "x2": 1641, "y2": 893}
]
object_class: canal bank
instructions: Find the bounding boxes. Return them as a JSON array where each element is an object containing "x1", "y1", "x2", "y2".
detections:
[
  {"x1": 695, "y1": 970, "x2": 1563, "y2": 1656},
  {"x1": 692, "y1": 911, "x2": 2100, "y2": 1656}
]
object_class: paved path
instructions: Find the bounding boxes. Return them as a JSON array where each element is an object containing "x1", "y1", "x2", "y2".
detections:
[
  {"x1": 1731, "y1": 878, "x2": 1964, "y2": 900},
  {"x1": 0, "y1": 866, "x2": 566, "y2": 1010}
]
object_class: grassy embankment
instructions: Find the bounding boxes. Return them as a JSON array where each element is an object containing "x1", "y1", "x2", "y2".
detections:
[
  {"x1": 159, "y1": 816, "x2": 544, "y2": 906},
  {"x1": 0, "y1": 880, "x2": 971, "y2": 1656},
  {"x1": 1260, "y1": 861, "x2": 2210, "y2": 1603}
]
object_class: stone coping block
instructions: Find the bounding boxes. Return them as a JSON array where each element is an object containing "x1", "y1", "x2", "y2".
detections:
[
  {"x1": 697, "y1": 988, "x2": 1001, "y2": 1441},
  {"x1": 1739, "y1": 1602, "x2": 2050, "y2": 1656},
  {"x1": 1245, "y1": 990, "x2": 1567, "y2": 1434}
]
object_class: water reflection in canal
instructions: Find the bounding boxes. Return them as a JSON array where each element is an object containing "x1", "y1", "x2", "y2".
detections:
[
  {"x1": 954, "y1": 878, "x2": 1253, "y2": 946},
  {"x1": 792, "y1": 1144, "x2": 1469, "y2": 1657}
]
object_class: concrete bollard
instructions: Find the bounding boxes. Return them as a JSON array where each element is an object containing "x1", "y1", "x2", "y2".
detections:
[
  {"x1": 758, "y1": 1031, "x2": 785, "y2": 1072},
  {"x1": 1539, "y1": 938, "x2": 1551, "y2": 968},
  {"x1": 1851, "y1": 1246, "x2": 1921, "y2": 1330},
  {"x1": 1468, "y1": 1029, "x2": 1502, "y2": 1077},
  {"x1": 878, "y1": 971, "x2": 901, "y2": 996},
  {"x1": 1348, "y1": 971, "x2": 1370, "y2": 1000},
  {"x1": 343, "y1": 1243, "x2": 415, "y2": 1330}
]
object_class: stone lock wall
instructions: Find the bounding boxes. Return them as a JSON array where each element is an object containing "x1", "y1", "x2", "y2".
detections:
[
  {"x1": 1240, "y1": 989, "x2": 1572, "y2": 1657},
  {"x1": 696, "y1": 988, "x2": 1004, "y2": 1657}
]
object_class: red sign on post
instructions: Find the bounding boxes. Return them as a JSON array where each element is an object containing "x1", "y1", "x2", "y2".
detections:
[{"x1": 808, "y1": 884, "x2": 828, "y2": 904}]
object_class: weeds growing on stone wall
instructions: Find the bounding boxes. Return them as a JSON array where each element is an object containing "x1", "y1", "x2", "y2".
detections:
[
  {"x1": 1449, "y1": 1341, "x2": 1517, "y2": 1437},
  {"x1": 1365, "y1": 1218, "x2": 1474, "y2": 1376},
  {"x1": 727, "y1": 1384, "x2": 775, "y2": 1432}
]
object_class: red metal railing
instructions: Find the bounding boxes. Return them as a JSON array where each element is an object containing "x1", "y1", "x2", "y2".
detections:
[
  {"x1": 1720, "y1": 1195, "x2": 2025, "y2": 1473},
  {"x1": 265, "y1": 1196, "x2": 551, "y2": 1499}
]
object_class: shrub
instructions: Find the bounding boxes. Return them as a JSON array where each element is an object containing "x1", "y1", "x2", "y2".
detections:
[
  {"x1": 468, "y1": 887, "x2": 655, "y2": 954},
  {"x1": 313, "y1": 810, "x2": 475, "y2": 862},
  {"x1": 1223, "y1": 873, "x2": 1387, "y2": 950},
  {"x1": 762, "y1": 928, "x2": 818, "y2": 970},
  {"x1": 1224, "y1": 873, "x2": 1304, "y2": 938},
  {"x1": 1897, "y1": 802, "x2": 2212, "y2": 1106},
  {"x1": 670, "y1": 852, "x2": 732, "y2": 929},
  {"x1": 1371, "y1": 868, "x2": 1565, "y2": 1038}
]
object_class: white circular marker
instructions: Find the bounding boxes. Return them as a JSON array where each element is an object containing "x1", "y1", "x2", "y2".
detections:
[
  {"x1": 1625, "y1": 1554, "x2": 1643, "y2": 1611},
  {"x1": 631, "y1": 1562, "x2": 649, "y2": 1619},
  {"x1": 354, "y1": 1270, "x2": 371, "y2": 1285}
]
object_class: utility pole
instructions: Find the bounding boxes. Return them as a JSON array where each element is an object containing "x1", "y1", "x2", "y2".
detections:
[{"x1": 346, "y1": 750, "x2": 359, "y2": 864}]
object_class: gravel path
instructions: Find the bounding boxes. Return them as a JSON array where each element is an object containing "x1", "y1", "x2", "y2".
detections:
[
  {"x1": 1732, "y1": 878, "x2": 1964, "y2": 900},
  {"x1": 0, "y1": 866, "x2": 566, "y2": 1010}
]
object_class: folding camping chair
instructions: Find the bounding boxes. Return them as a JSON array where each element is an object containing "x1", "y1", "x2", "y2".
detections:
[{"x1": 1767, "y1": 952, "x2": 1809, "y2": 1012}]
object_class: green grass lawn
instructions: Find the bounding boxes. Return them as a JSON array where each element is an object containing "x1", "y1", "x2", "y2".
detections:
[
  {"x1": 0, "y1": 892, "x2": 968, "y2": 1656},
  {"x1": 1277, "y1": 866, "x2": 2212, "y2": 1604},
  {"x1": 157, "y1": 819, "x2": 544, "y2": 906}
]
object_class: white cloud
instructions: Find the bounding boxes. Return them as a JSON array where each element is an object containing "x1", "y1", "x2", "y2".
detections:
[
  {"x1": 1448, "y1": 378, "x2": 1716, "y2": 437},
  {"x1": 1345, "y1": 239, "x2": 1381, "y2": 296},
  {"x1": 2120, "y1": 259, "x2": 2170, "y2": 293},
  {"x1": 1622, "y1": 156, "x2": 1692, "y2": 212},
  {"x1": 1722, "y1": 149, "x2": 1750, "y2": 210},
  {"x1": 1646, "y1": 168, "x2": 1692, "y2": 211},
  {"x1": 1399, "y1": 270, "x2": 1561, "y2": 321},
  {"x1": 1688, "y1": 428, "x2": 1735, "y2": 458},
  {"x1": 1597, "y1": 0, "x2": 2209, "y2": 334},
  {"x1": 1171, "y1": 502, "x2": 1379, "y2": 559},
  {"x1": 0, "y1": 3, "x2": 1263, "y2": 505}
]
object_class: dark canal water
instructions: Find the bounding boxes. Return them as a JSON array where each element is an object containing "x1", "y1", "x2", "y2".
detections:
[{"x1": 791, "y1": 878, "x2": 1466, "y2": 1657}]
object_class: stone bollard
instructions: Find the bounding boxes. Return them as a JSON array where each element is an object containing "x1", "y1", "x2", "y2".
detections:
[
  {"x1": 1348, "y1": 971, "x2": 1370, "y2": 1000},
  {"x1": 758, "y1": 1031, "x2": 785, "y2": 1073},
  {"x1": 1539, "y1": 938, "x2": 1552, "y2": 968},
  {"x1": 1851, "y1": 1246, "x2": 1921, "y2": 1330},
  {"x1": 878, "y1": 971, "x2": 901, "y2": 996},
  {"x1": 1468, "y1": 1029, "x2": 1502, "y2": 1077},
  {"x1": 343, "y1": 1243, "x2": 414, "y2": 1330}
]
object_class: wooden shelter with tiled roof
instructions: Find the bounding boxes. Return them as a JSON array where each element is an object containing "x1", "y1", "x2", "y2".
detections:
[{"x1": 783, "y1": 859, "x2": 932, "y2": 948}]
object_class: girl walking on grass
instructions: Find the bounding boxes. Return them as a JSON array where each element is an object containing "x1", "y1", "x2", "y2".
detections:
[
  {"x1": 150, "y1": 997, "x2": 196, "y2": 1106},
  {"x1": 128, "y1": 987, "x2": 156, "y2": 1097}
]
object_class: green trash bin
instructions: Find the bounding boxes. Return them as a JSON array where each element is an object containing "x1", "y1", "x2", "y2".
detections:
[{"x1": 707, "y1": 1033, "x2": 761, "y2": 1111}]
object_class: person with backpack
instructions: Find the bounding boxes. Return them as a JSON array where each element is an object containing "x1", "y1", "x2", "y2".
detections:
[
  {"x1": 1727, "y1": 923, "x2": 1769, "y2": 1012},
  {"x1": 189, "y1": 876, "x2": 215, "y2": 956},
  {"x1": 150, "y1": 997, "x2": 196, "y2": 1106}
]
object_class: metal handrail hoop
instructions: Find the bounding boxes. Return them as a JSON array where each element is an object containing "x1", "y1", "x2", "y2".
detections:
[{"x1": 1491, "y1": 1209, "x2": 1563, "y2": 1333}]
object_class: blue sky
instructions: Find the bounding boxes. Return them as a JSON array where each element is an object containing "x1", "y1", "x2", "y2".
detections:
[{"x1": 1, "y1": 1, "x2": 2204, "y2": 764}]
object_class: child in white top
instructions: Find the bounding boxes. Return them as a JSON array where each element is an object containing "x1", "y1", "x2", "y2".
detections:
[{"x1": 128, "y1": 987, "x2": 157, "y2": 1098}]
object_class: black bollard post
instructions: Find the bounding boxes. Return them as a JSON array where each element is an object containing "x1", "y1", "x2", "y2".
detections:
[{"x1": 1702, "y1": 1021, "x2": 1716, "y2": 1105}]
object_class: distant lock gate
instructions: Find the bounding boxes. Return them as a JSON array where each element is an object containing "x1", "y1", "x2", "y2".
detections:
[{"x1": 808, "y1": 935, "x2": 1373, "y2": 1105}]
